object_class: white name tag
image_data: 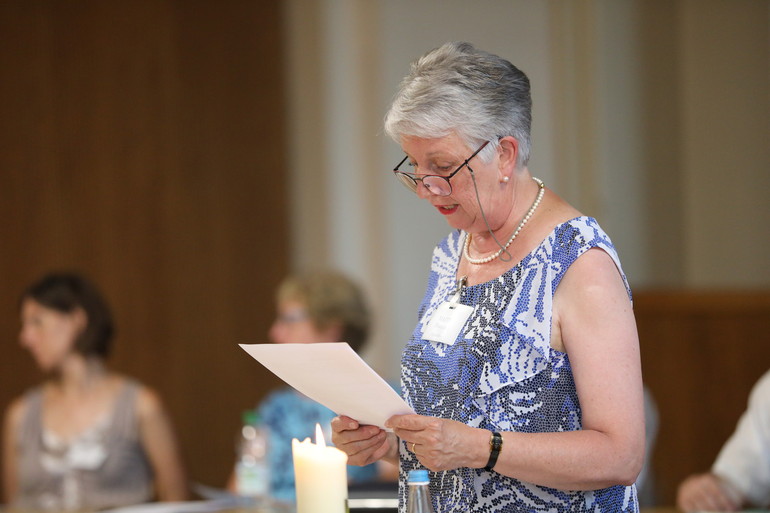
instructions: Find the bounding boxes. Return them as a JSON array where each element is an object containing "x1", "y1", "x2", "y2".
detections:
[{"x1": 423, "y1": 301, "x2": 474, "y2": 345}]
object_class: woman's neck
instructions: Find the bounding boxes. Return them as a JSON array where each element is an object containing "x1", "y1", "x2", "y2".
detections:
[
  {"x1": 51, "y1": 356, "x2": 109, "y2": 396},
  {"x1": 467, "y1": 172, "x2": 540, "y2": 256}
]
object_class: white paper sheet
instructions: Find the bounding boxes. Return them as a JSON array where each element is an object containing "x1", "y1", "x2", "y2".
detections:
[{"x1": 239, "y1": 343, "x2": 413, "y2": 430}]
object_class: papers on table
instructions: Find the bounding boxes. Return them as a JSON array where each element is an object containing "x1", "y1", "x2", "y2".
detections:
[{"x1": 239, "y1": 342, "x2": 413, "y2": 430}]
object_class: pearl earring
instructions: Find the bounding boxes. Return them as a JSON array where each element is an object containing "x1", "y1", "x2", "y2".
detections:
[{"x1": 502, "y1": 176, "x2": 510, "y2": 183}]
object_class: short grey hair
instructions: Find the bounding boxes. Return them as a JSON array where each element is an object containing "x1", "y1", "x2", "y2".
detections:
[{"x1": 384, "y1": 41, "x2": 532, "y2": 168}]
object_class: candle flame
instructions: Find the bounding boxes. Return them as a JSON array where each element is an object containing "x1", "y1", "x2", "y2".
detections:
[{"x1": 315, "y1": 423, "x2": 326, "y2": 447}]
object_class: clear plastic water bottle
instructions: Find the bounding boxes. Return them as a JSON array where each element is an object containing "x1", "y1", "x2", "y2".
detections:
[
  {"x1": 406, "y1": 469, "x2": 435, "y2": 513},
  {"x1": 235, "y1": 410, "x2": 270, "y2": 500}
]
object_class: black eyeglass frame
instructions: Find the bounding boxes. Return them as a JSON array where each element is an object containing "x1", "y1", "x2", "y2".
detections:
[{"x1": 392, "y1": 140, "x2": 491, "y2": 196}]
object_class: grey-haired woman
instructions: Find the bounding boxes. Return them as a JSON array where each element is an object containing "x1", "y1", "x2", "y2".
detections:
[{"x1": 332, "y1": 42, "x2": 644, "y2": 512}]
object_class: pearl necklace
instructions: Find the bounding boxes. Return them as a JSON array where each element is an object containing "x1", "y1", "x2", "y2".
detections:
[{"x1": 463, "y1": 177, "x2": 545, "y2": 265}]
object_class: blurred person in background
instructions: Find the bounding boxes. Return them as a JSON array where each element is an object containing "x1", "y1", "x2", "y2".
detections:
[
  {"x1": 636, "y1": 386, "x2": 659, "y2": 507},
  {"x1": 677, "y1": 369, "x2": 770, "y2": 512},
  {"x1": 2, "y1": 272, "x2": 188, "y2": 511},
  {"x1": 228, "y1": 270, "x2": 397, "y2": 503},
  {"x1": 332, "y1": 41, "x2": 644, "y2": 512}
]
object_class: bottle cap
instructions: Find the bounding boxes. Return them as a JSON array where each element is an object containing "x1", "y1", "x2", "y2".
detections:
[
  {"x1": 242, "y1": 409, "x2": 259, "y2": 425},
  {"x1": 408, "y1": 469, "x2": 429, "y2": 484}
]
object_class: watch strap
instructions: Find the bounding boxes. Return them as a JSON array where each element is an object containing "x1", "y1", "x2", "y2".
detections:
[{"x1": 484, "y1": 431, "x2": 503, "y2": 471}]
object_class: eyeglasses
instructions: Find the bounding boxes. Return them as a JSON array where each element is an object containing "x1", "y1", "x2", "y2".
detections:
[
  {"x1": 275, "y1": 310, "x2": 308, "y2": 325},
  {"x1": 392, "y1": 140, "x2": 490, "y2": 196}
]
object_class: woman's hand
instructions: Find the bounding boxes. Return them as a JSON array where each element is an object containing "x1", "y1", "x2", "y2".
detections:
[
  {"x1": 676, "y1": 472, "x2": 742, "y2": 512},
  {"x1": 386, "y1": 414, "x2": 488, "y2": 472},
  {"x1": 331, "y1": 415, "x2": 396, "y2": 466}
]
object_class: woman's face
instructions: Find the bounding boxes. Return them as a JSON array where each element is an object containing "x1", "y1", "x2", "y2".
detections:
[
  {"x1": 19, "y1": 299, "x2": 83, "y2": 372},
  {"x1": 269, "y1": 299, "x2": 338, "y2": 345},
  {"x1": 400, "y1": 133, "x2": 513, "y2": 233}
]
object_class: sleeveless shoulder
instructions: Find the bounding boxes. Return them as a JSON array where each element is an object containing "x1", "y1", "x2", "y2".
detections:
[
  {"x1": 547, "y1": 216, "x2": 630, "y2": 296},
  {"x1": 107, "y1": 378, "x2": 142, "y2": 440},
  {"x1": 16, "y1": 387, "x2": 44, "y2": 450}
]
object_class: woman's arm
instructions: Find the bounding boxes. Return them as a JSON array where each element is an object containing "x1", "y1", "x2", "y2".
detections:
[
  {"x1": 500, "y1": 247, "x2": 644, "y2": 488},
  {"x1": 2, "y1": 398, "x2": 24, "y2": 504},
  {"x1": 136, "y1": 387, "x2": 189, "y2": 501},
  {"x1": 390, "y1": 248, "x2": 645, "y2": 490}
]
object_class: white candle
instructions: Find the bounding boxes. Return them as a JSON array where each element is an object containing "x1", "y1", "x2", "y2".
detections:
[{"x1": 292, "y1": 423, "x2": 348, "y2": 513}]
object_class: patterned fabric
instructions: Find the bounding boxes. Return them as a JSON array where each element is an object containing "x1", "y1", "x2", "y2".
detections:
[
  {"x1": 399, "y1": 216, "x2": 638, "y2": 513},
  {"x1": 15, "y1": 380, "x2": 153, "y2": 511},
  {"x1": 258, "y1": 387, "x2": 380, "y2": 502}
]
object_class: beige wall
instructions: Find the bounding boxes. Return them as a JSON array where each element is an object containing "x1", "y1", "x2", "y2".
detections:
[{"x1": 680, "y1": 0, "x2": 770, "y2": 285}]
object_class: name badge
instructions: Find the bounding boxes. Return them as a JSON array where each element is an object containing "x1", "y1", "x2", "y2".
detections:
[{"x1": 423, "y1": 276, "x2": 472, "y2": 345}]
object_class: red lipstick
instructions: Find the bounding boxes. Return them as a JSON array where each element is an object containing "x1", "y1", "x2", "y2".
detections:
[{"x1": 436, "y1": 205, "x2": 458, "y2": 215}]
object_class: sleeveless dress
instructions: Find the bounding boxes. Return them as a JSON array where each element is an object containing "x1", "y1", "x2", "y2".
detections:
[
  {"x1": 14, "y1": 380, "x2": 154, "y2": 511},
  {"x1": 399, "y1": 216, "x2": 639, "y2": 513}
]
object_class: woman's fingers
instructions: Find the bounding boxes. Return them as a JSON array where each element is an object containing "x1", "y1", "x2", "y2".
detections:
[
  {"x1": 386, "y1": 413, "x2": 437, "y2": 431},
  {"x1": 387, "y1": 414, "x2": 479, "y2": 472},
  {"x1": 331, "y1": 416, "x2": 389, "y2": 466},
  {"x1": 331, "y1": 415, "x2": 359, "y2": 434}
]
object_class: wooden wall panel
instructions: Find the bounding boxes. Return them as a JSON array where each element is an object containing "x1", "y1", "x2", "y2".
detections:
[
  {"x1": 635, "y1": 290, "x2": 770, "y2": 506},
  {"x1": 0, "y1": 0, "x2": 288, "y2": 492}
]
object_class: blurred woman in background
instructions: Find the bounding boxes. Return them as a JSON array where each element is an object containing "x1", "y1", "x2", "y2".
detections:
[
  {"x1": 229, "y1": 270, "x2": 395, "y2": 503},
  {"x1": 2, "y1": 272, "x2": 188, "y2": 511}
]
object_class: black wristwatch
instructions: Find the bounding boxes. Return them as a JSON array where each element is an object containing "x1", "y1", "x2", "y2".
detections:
[{"x1": 484, "y1": 431, "x2": 503, "y2": 471}]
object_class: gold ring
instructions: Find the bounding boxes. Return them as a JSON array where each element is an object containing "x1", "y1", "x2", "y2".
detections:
[{"x1": 411, "y1": 442, "x2": 416, "y2": 453}]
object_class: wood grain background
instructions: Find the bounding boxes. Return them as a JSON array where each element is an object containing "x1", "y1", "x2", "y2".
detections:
[
  {"x1": 0, "y1": 0, "x2": 288, "y2": 491},
  {"x1": 636, "y1": 290, "x2": 770, "y2": 505}
]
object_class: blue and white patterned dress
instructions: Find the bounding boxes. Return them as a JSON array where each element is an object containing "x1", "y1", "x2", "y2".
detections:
[{"x1": 400, "y1": 216, "x2": 638, "y2": 513}]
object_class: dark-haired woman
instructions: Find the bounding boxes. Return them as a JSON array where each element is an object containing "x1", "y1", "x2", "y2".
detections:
[{"x1": 2, "y1": 272, "x2": 188, "y2": 511}]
